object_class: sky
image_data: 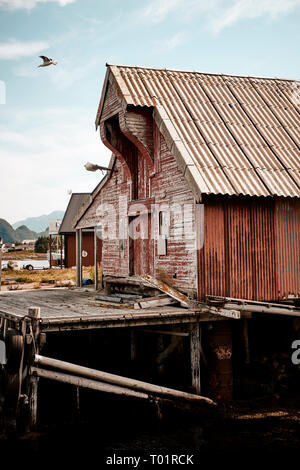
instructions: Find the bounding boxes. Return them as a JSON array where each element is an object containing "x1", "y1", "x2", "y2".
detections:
[{"x1": 0, "y1": 0, "x2": 299, "y2": 223}]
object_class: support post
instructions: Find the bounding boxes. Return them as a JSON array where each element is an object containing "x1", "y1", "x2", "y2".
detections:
[
  {"x1": 27, "y1": 307, "x2": 40, "y2": 430},
  {"x1": 76, "y1": 229, "x2": 82, "y2": 288},
  {"x1": 190, "y1": 323, "x2": 201, "y2": 395},
  {"x1": 0, "y1": 237, "x2": 3, "y2": 291},
  {"x1": 130, "y1": 329, "x2": 137, "y2": 361},
  {"x1": 94, "y1": 227, "x2": 98, "y2": 291},
  {"x1": 49, "y1": 234, "x2": 52, "y2": 269},
  {"x1": 60, "y1": 235, "x2": 63, "y2": 270},
  {"x1": 242, "y1": 318, "x2": 250, "y2": 364}
]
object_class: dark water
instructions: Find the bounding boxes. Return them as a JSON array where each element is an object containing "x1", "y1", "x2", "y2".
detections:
[{"x1": 1, "y1": 393, "x2": 300, "y2": 465}]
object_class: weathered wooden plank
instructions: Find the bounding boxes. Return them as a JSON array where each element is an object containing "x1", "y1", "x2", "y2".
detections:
[
  {"x1": 95, "y1": 295, "x2": 122, "y2": 303},
  {"x1": 141, "y1": 275, "x2": 189, "y2": 307},
  {"x1": 134, "y1": 294, "x2": 177, "y2": 309}
]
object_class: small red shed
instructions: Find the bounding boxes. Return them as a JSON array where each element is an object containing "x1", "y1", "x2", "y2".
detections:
[{"x1": 60, "y1": 193, "x2": 102, "y2": 268}]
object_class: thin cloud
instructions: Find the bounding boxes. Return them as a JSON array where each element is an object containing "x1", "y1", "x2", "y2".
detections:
[
  {"x1": 141, "y1": 0, "x2": 183, "y2": 23},
  {"x1": 0, "y1": 39, "x2": 49, "y2": 60},
  {"x1": 49, "y1": 57, "x2": 100, "y2": 89},
  {"x1": 139, "y1": 0, "x2": 300, "y2": 33},
  {"x1": 210, "y1": 0, "x2": 300, "y2": 34},
  {"x1": 163, "y1": 32, "x2": 185, "y2": 50},
  {"x1": 0, "y1": 0, "x2": 76, "y2": 10},
  {"x1": 78, "y1": 14, "x2": 103, "y2": 25}
]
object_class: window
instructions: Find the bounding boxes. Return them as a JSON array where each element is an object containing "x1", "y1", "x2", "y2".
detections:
[{"x1": 158, "y1": 210, "x2": 170, "y2": 256}]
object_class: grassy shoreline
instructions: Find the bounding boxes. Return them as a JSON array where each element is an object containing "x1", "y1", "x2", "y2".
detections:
[{"x1": 1, "y1": 266, "x2": 96, "y2": 287}]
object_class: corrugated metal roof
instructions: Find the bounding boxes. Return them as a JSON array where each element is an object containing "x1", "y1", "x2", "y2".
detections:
[
  {"x1": 98, "y1": 65, "x2": 300, "y2": 198},
  {"x1": 59, "y1": 193, "x2": 90, "y2": 233}
]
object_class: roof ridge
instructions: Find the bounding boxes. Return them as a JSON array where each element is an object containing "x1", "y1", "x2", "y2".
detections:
[{"x1": 106, "y1": 63, "x2": 298, "y2": 82}]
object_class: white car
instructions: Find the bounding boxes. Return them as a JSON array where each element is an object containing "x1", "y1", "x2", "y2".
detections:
[{"x1": 22, "y1": 260, "x2": 50, "y2": 270}]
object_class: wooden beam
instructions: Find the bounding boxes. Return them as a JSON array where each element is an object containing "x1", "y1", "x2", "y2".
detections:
[
  {"x1": 141, "y1": 274, "x2": 189, "y2": 307},
  {"x1": 190, "y1": 324, "x2": 201, "y2": 395},
  {"x1": 222, "y1": 302, "x2": 299, "y2": 317},
  {"x1": 31, "y1": 367, "x2": 149, "y2": 400},
  {"x1": 39, "y1": 311, "x2": 226, "y2": 332},
  {"x1": 34, "y1": 354, "x2": 216, "y2": 405},
  {"x1": 140, "y1": 329, "x2": 189, "y2": 337}
]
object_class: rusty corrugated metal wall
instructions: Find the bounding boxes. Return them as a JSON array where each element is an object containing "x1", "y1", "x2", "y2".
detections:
[
  {"x1": 276, "y1": 198, "x2": 300, "y2": 299},
  {"x1": 199, "y1": 195, "x2": 299, "y2": 301}
]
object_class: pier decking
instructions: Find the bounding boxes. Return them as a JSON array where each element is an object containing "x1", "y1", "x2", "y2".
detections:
[{"x1": 0, "y1": 288, "x2": 219, "y2": 332}]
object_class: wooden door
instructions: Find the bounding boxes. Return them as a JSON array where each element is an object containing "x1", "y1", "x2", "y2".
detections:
[{"x1": 129, "y1": 214, "x2": 153, "y2": 276}]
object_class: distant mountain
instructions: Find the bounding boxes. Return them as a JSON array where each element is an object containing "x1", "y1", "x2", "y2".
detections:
[
  {"x1": 0, "y1": 219, "x2": 49, "y2": 243},
  {"x1": 13, "y1": 211, "x2": 64, "y2": 233},
  {"x1": 0, "y1": 218, "x2": 18, "y2": 243},
  {"x1": 15, "y1": 225, "x2": 37, "y2": 241}
]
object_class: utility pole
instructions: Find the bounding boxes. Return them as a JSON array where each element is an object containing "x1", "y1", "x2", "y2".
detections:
[{"x1": 0, "y1": 237, "x2": 3, "y2": 291}]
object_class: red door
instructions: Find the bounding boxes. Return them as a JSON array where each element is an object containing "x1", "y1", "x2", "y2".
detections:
[{"x1": 129, "y1": 214, "x2": 153, "y2": 276}]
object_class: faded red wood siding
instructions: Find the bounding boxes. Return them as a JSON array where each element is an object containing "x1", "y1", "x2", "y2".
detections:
[
  {"x1": 65, "y1": 233, "x2": 102, "y2": 268},
  {"x1": 77, "y1": 121, "x2": 197, "y2": 291},
  {"x1": 151, "y1": 124, "x2": 197, "y2": 291},
  {"x1": 77, "y1": 159, "x2": 131, "y2": 277},
  {"x1": 100, "y1": 80, "x2": 122, "y2": 121}
]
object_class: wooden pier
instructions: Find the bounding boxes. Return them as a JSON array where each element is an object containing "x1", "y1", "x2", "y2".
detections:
[
  {"x1": 0, "y1": 287, "x2": 224, "y2": 332},
  {"x1": 1, "y1": 287, "x2": 298, "y2": 436},
  {"x1": 0, "y1": 287, "x2": 222, "y2": 435}
]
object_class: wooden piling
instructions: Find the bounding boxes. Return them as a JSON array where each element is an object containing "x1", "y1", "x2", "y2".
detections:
[
  {"x1": 27, "y1": 307, "x2": 40, "y2": 429},
  {"x1": 190, "y1": 324, "x2": 201, "y2": 394},
  {"x1": 130, "y1": 329, "x2": 137, "y2": 361},
  {"x1": 76, "y1": 229, "x2": 82, "y2": 288},
  {"x1": 242, "y1": 318, "x2": 250, "y2": 364}
]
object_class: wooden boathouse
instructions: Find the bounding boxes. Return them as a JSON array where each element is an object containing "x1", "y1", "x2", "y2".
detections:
[
  {"x1": 0, "y1": 65, "x2": 299, "y2": 435},
  {"x1": 75, "y1": 65, "x2": 300, "y2": 301}
]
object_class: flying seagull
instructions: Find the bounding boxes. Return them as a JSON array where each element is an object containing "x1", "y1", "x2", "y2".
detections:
[{"x1": 38, "y1": 56, "x2": 57, "y2": 67}]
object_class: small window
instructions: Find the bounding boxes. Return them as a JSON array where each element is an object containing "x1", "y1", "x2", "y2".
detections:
[
  {"x1": 158, "y1": 211, "x2": 169, "y2": 256},
  {"x1": 159, "y1": 211, "x2": 170, "y2": 237}
]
